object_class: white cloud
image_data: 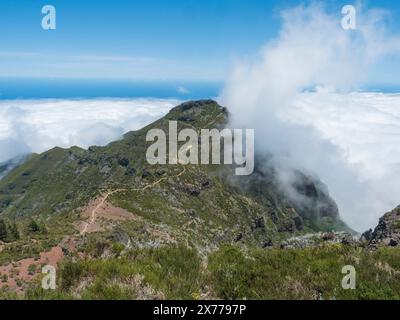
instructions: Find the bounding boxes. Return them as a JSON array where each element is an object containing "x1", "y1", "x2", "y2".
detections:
[
  {"x1": 0, "y1": 98, "x2": 179, "y2": 163},
  {"x1": 285, "y1": 90, "x2": 400, "y2": 231},
  {"x1": 219, "y1": 3, "x2": 400, "y2": 231}
]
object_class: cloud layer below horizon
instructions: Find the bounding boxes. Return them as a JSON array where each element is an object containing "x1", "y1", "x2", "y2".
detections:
[
  {"x1": 0, "y1": 98, "x2": 178, "y2": 162},
  {"x1": 288, "y1": 90, "x2": 400, "y2": 231}
]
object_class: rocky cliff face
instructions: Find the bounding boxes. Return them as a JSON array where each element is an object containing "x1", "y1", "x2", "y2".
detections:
[{"x1": 362, "y1": 206, "x2": 400, "y2": 247}]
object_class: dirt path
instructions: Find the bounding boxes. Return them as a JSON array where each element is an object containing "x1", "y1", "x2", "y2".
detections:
[
  {"x1": 80, "y1": 165, "x2": 186, "y2": 235},
  {"x1": 80, "y1": 188, "x2": 127, "y2": 235}
]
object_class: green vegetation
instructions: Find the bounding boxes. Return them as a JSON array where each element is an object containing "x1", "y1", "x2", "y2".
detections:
[
  {"x1": 8, "y1": 244, "x2": 400, "y2": 300},
  {"x1": 208, "y1": 245, "x2": 400, "y2": 300},
  {"x1": 25, "y1": 245, "x2": 203, "y2": 300},
  {"x1": 27, "y1": 219, "x2": 47, "y2": 234},
  {"x1": 0, "y1": 219, "x2": 20, "y2": 243},
  {"x1": 0, "y1": 219, "x2": 7, "y2": 241},
  {"x1": 393, "y1": 220, "x2": 400, "y2": 229}
]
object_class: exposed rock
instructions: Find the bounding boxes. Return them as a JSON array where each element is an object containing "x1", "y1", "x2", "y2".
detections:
[
  {"x1": 270, "y1": 211, "x2": 278, "y2": 224},
  {"x1": 109, "y1": 227, "x2": 131, "y2": 248},
  {"x1": 155, "y1": 169, "x2": 166, "y2": 176},
  {"x1": 234, "y1": 233, "x2": 243, "y2": 242},
  {"x1": 100, "y1": 165, "x2": 112, "y2": 174},
  {"x1": 365, "y1": 206, "x2": 400, "y2": 247},
  {"x1": 186, "y1": 209, "x2": 196, "y2": 218},
  {"x1": 118, "y1": 157, "x2": 130, "y2": 167},
  {"x1": 183, "y1": 184, "x2": 200, "y2": 196},
  {"x1": 340, "y1": 233, "x2": 355, "y2": 245},
  {"x1": 291, "y1": 171, "x2": 340, "y2": 220},
  {"x1": 213, "y1": 231, "x2": 226, "y2": 243},
  {"x1": 361, "y1": 229, "x2": 373, "y2": 242},
  {"x1": 280, "y1": 232, "x2": 355, "y2": 249},
  {"x1": 293, "y1": 216, "x2": 303, "y2": 231},
  {"x1": 262, "y1": 239, "x2": 273, "y2": 248},
  {"x1": 141, "y1": 170, "x2": 152, "y2": 179},
  {"x1": 278, "y1": 222, "x2": 295, "y2": 233},
  {"x1": 125, "y1": 166, "x2": 136, "y2": 176},
  {"x1": 229, "y1": 155, "x2": 346, "y2": 234},
  {"x1": 251, "y1": 217, "x2": 265, "y2": 232},
  {"x1": 174, "y1": 99, "x2": 216, "y2": 112},
  {"x1": 201, "y1": 180, "x2": 211, "y2": 189},
  {"x1": 322, "y1": 232, "x2": 336, "y2": 241}
]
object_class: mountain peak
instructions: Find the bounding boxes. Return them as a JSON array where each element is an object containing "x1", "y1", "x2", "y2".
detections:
[
  {"x1": 0, "y1": 99, "x2": 345, "y2": 236},
  {"x1": 173, "y1": 99, "x2": 219, "y2": 112}
]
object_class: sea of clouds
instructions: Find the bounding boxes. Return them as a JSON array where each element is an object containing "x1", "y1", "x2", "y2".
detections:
[
  {"x1": 0, "y1": 98, "x2": 178, "y2": 163},
  {"x1": 287, "y1": 90, "x2": 400, "y2": 231},
  {"x1": 219, "y1": 3, "x2": 400, "y2": 231}
]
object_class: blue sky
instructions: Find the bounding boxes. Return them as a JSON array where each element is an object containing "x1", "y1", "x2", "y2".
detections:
[{"x1": 0, "y1": 0, "x2": 400, "y2": 84}]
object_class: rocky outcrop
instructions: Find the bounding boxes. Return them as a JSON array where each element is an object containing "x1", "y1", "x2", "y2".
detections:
[
  {"x1": 290, "y1": 170, "x2": 340, "y2": 222},
  {"x1": 173, "y1": 99, "x2": 216, "y2": 112},
  {"x1": 363, "y1": 206, "x2": 400, "y2": 248},
  {"x1": 280, "y1": 232, "x2": 355, "y2": 249}
]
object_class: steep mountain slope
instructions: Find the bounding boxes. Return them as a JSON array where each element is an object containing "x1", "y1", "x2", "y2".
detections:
[{"x1": 0, "y1": 100, "x2": 347, "y2": 251}]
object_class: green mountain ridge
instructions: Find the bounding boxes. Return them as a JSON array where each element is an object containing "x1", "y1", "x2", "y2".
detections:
[{"x1": 0, "y1": 100, "x2": 348, "y2": 248}]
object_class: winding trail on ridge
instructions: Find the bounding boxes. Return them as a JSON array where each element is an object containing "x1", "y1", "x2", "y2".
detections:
[{"x1": 80, "y1": 165, "x2": 187, "y2": 235}]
